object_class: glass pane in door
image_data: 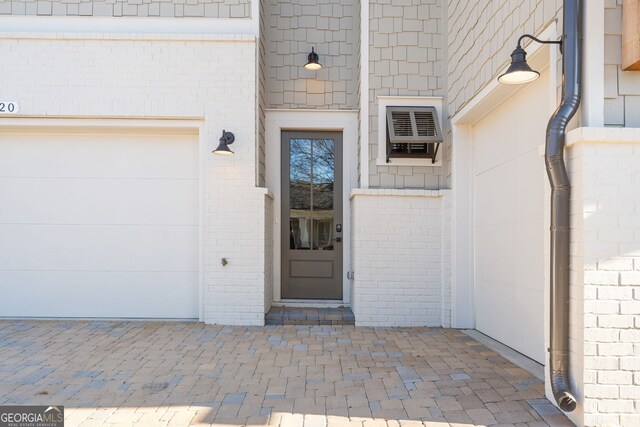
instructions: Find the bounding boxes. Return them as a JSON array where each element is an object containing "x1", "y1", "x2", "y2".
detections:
[
  {"x1": 311, "y1": 139, "x2": 334, "y2": 250},
  {"x1": 289, "y1": 139, "x2": 312, "y2": 250},
  {"x1": 288, "y1": 138, "x2": 335, "y2": 251}
]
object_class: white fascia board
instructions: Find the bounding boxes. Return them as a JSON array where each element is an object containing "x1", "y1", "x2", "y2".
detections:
[{"x1": 0, "y1": 15, "x2": 258, "y2": 36}]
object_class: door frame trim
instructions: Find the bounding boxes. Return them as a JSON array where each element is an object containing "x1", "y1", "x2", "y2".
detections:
[
  {"x1": 265, "y1": 109, "x2": 358, "y2": 304},
  {"x1": 280, "y1": 130, "x2": 344, "y2": 300}
]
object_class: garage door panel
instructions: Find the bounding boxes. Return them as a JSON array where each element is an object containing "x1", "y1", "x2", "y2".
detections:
[
  {"x1": 514, "y1": 151, "x2": 545, "y2": 221},
  {"x1": 475, "y1": 83, "x2": 550, "y2": 174},
  {"x1": 476, "y1": 280, "x2": 511, "y2": 342},
  {"x1": 0, "y1": 135, "x2": 198, "y2": 179},
  {"x1": 474, "y1": 71, "x2": 549, "y2": 364},
  {"x1": 476, "y1": 280, "x2": 544, "y2": 362},
  {"x1": 0, "y1": 178, "x2": 198, "y2": 225},
  {"x1": 474, "y1": 165, "x2": 518, "y2": 227},
  {"x1": 513, "y1": 287, "x2": 545, "y2": 359},
  {"x1": 475, "y1": 223, "x2": 516, "y2": 283},
  {"x1": 515, "y1": 218, "x2": 545, "y2": 290},
  {"x1": 0, "y1": 270, "x2": 198, "y2": 318},
  {"x1": 0, "y1": 224, "x2": 198, "y2": 272}
]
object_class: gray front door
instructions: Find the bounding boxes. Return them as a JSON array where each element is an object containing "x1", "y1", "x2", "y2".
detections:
[{"x1": 281, "y1": 131, "x2": 343, "y2": 300}]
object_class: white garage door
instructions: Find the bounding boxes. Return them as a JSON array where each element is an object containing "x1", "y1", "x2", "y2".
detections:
[
  {"x1": 0, "y1": 131, "x2": 199, "y2": 319},
  {"x1": 473, "y1": 71, "x2": 550, "y2": 363}
]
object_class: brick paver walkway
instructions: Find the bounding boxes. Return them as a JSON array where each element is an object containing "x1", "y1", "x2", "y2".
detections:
[{"x1": 0, "y1": 321, "x2": 573, "y2": 426}]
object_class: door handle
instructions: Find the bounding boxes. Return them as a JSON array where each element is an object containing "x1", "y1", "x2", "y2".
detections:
[{"x1": 336, "y1": 224, "x2": 342, "y2": 233}]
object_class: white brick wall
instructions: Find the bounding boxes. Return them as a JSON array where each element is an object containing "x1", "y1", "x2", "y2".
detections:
[
  {"x1": 0, "y1": 0, "x2": 251, "y2": 18},
  {"x1": 264, "y1": 193, "x2": 274, "y2": 314},
  {"x1": 440, "y1": 192, "x2": 451, "y2": 327},
  {"x1": 567, "y1": 140, "x2": 586, "y2": 427},
  {"x1": 351, "y1": 189, "x2": 451, "y2": 327},
  {"x1": 568, "y1": 127, "x2": 640, "y2": 427},
  {"x1": 204, "y1": 186, "x2": 271, "y2": 325},
  {"x1": 0, "y1": 32, "x2": 270, "y2": 325}
]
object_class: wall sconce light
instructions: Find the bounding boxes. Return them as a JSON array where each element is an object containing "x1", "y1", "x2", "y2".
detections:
[
  {"x1": 498, "y1": 34, "x2": 562, "y2": 84},
  {"x1": 304, "y1": 47, "x2": 323, "y2": 71},
  {"x1": 212, "y1": 130, "x2": 235, "y2": 155}
]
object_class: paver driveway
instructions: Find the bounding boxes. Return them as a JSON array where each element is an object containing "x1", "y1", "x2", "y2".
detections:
[{"x1": 0, "y1": 321, "x2": 573, "y2": 427}]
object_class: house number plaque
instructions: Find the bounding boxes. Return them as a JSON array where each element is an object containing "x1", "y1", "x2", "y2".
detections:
[{"x1": 0, "y1": 102, "x2": 19, "y2": 114}]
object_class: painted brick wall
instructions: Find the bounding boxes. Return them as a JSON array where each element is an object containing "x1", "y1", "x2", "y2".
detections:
[
  {"x1": 0, "y1": 0, "x2": 250, "y2": 18},
  {"x1": 604, "y1": 0, "x2": 640, "y2": 127},
  {"x1": 0, "y1": 32, "x2": 270, "y2": 325},
  {"x1": 568, "y1": 128, "x2": 640, "y2": 427},
  {"x1": 351, "y1": 189, "x2": 451, "y2": 327},
  {"x1": 264, "y1": 0, "x2": 358, "y2": 110},
  {"x1": 368, "y1": 0, "x2": 445, "y2": 190},
  {"x1": 567, "y1": 139, "x2": 586, "y2": 427},
  {"x1": 440, "y1": 191, "x2": 451, "y2": 327},
  {"x1": 447, "y1": 0, "x2": 562, "y2": 118},
  {"x1": 263, "y1": 193, "x2": 274, "y2": 314}
]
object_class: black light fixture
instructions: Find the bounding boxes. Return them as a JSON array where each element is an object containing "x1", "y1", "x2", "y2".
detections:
[
  {"x1": 212, "y1": 130, "x2": 235, "y2": 156},
  {"x1": 498, "y1": 34, "x2": 562, "y2": 84},
  {"x1": 304, "y1": 47, "x2": 323, "y2": 71}
]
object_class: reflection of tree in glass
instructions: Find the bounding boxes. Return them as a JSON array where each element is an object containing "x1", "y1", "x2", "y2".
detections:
[
  {"x1": 312, "y1": 139, "x2": 334, "y2": 212},
  {"x1": 312, "y1": 139, "x2": 334, "y2": 185},
  {"x1": 290, "y1": 139, "x2": 312, "y2": 183},
  {"x1": 289, "y1": 139, "x2": 335, "y2": 210},
  {"x1": 289, "y1": 138, "x2": 335, "y2": 250}
]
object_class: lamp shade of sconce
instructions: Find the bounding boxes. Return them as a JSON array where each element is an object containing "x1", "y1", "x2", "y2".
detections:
[
  {"x1": 304, "y1": 47, "x2": 323, "y2": 71},
  {"x1": 213, "y1": 130, "x2": 235, "y2": 155},
  {"x1": 498, "y1": 46, "x2": 540, "y2": 84},
  {"x1": 498, "y1": 35, "x2": 562, "y2": 85}
]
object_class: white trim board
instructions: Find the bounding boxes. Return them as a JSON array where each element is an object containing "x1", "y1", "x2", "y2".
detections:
[
  {"x1": 0, "y1": 16, "x2": 257, "y2": 36},
  {"x1": 582, "y1": 0, "x2": 605, "y2": 127},
  {"x1": 265, "y1": 109, "x2": 359, "y2": 304},
  {"x1": 359, "y1": 0, "x2": 370, "y2": 188},
  {"x1": 0, "y1": 117, "x2": 202, "y2": 135},
  {"x1": 566, "y1": 126, "x2": 640, "y2": 146}
]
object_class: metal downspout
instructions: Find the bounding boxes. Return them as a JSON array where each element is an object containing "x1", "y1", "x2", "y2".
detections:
[{"x1": 545, "y1": 0, "x2": 581, "y2": 412}]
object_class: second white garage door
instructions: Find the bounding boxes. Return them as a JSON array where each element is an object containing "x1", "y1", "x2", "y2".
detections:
[
  {"x1": 0, "y1": 130, "x2": 199, "y2": 319},
  {"x1": 473, "y1": 71, "x2": 550, "y2": 364}
]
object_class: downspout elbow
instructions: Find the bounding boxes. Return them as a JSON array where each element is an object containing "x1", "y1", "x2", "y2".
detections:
[{"x1": 551, "y1": 367, "x2": 578, "y2": 412}]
